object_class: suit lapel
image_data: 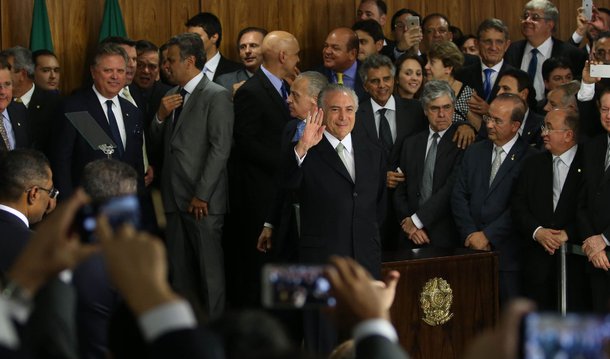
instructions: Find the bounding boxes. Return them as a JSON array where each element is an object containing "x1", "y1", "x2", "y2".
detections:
[
  {"x1": 118, "y1": 97, "x2": 140, "y2": 153},
  {"x1": 171, "y1": 77, "x2": 205, "y2": 139},
  {"x1": 258, "y1": 71, "x2": 290, "y2": 120},
  {"x1": 555, "y1": 147, "x2": 582, "y2": 215},
  {"x1": 414, "y1": 131, "x2": 428, "y2": 188},
  {"x1": 85, "y1": 88, "x2": 114, "y2": 137},
  {"x1": 318, "y1": 136, "x2": 353, "y2": 184},
  {"x1": 358, "y1": 101, "x2": 378, "y2": 144}
]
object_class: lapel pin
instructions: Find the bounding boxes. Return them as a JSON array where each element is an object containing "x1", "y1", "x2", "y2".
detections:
[
  {"x1": 511, "y1": 154, "x2": 515, "y2": 161},
  {"x1": 578, "y1": 168, "x2": 582, "y2": 173},
  {"x1": 36, "y1": 105, "x2": 40, "y2": 109},
  {"x1": 17, "y1": 122, "x2": 20, "y2": 126}
]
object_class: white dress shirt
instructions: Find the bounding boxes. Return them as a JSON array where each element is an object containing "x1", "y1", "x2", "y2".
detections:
[
  {"x1": 371, "y1": 95, "x2": 397, "y2": 142},
  {"x1": 203, "y1": 51, "x2": 221, "y2": 80},
  {"x1": 92, "y1": 85, "x2": 126, "y2": 149},
  {"x1": 520, "y1": 37, "x2": 553, "y2": 101}
]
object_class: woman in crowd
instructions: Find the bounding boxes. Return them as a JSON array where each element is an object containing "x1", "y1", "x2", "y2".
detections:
[{"x1": 395, "y1": 53, "x2": 425, "y2": 100}]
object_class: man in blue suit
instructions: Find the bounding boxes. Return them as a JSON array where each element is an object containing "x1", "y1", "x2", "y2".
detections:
[
  {"x1": 51, "y1": 43, "x2": 144, "y2": 199},
  {"x1": 452, "y1": 93, "x2": 536, "y2": 304}
]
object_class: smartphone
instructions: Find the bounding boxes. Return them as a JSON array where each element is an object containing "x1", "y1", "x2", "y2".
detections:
[
  {"x1": 520, "y1": 312, "x2": 610, "y2": 358},
  {"x1": 583, "y1": 0, "x2": 593, "y2": 21},
  {"x1": 75, "y1": 195, "x2": 141, "y2": 243},
  {"x1": 407, "y1": 15, "x2": 420, "y2": 29},
  {"x1": 261, "y1": 264, "x2": 336, "y2": 308},
  {"x1": 590, "y1": 64, "x2": 610, "y2": 78}
]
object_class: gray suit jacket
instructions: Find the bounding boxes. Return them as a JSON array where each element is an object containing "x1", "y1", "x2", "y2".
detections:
[
  {"x1": 215, "y1": 69, "x2": 251, "y2": 93},
  {"x1": 150, "y1": 75, "x2": 233, "y2": 214}
]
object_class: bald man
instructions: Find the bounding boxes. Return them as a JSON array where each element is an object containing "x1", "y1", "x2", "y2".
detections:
[
  {"x1": 315, "y1": 27, "x2": 367, "y2": 99},
  {"x1": 227, "y1": 31, "x2": 300, "y2": 306}
]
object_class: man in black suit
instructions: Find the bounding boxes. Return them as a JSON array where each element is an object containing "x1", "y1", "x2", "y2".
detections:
[
  {"x1": 452, "y1": 93, "x2": 536, "y2": 304},
  {"x1": 287, "y1": 84, "x2": 386, "y2": 354},
  {"x1": 230, "y1": 31, "x2": 300, "y2": 306},
  {"x1": 513, "y1": 109, "x2": 589, "y2": 311},
  {"x1": 50, "y1": 43, "x2": 144, "y2": 198},
  {"x1": 579, "y1": 88, "x2": 610, "y2": 312},
  {"x1": 456, "y1": 18, "x2": 515, "y2": 127},
  {"x1": 216, "y1": 27, "x2": 267, "y2": 96},
  {"x1": 478, "y1": 69, "x2": 544, "y2": 148},
  {"x1": 504, "y1": 1, "x2": 586, "y2": 102},
  {"x1": 186, "y1": 12, "x2": 242, "y2": 82},
  {"x1": 394, "y1": 80, "x2": 464, "y2": 249},
  {"x1": 316, "y1": 28, "x2": 367, "y2": 100},
  {"x1": 355, "y1": 54, "x2": 427, "y2": 249},
  {"x1": 3, "y1": 47, "x2": 58, "y2": 154},
  {"x1": 419, "y1": 13, "x2": 479, "y2": 67}
]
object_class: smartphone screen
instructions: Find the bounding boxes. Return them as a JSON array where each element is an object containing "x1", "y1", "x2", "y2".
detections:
[
  {"x1": 261, "y1": 264, "x2": 335, "y2": 308},
  {"x1": 521, "y1": 312, "x2": 610, "y2": 358},
  {"x1": 75, "y1": 195, "x2": 141, "y2": 243}
]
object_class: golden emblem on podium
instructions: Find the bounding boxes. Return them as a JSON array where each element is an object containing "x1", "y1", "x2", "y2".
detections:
[{"x1": 420, "y1": 277, "x2": 454, "y2": 326}]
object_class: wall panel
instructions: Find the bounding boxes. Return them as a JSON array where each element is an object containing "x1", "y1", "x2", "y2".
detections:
[{"x1": 2, "y1": 0, "x2": 610, "y2": 93}]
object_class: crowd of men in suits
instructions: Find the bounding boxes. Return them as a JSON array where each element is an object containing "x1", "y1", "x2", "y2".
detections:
[{"x1": 2, "y1": 0, "x2": 610, "y2": 357}]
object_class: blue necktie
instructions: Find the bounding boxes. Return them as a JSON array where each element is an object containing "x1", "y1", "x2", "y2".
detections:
[
  {"x1": 527, "y1": 48, "x2": 539, "y2": 80},
  {"x1": 292, "y1": 120, "x2": 305, "y2": 142},
  {"x1": 483, "y1": 68, "x2": 494, "y2": 101},
  {"x1": 105, "y1": 100, "x2": 124, "y2": 157}
]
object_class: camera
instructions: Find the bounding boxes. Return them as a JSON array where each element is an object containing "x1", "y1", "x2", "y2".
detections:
[
  {"x1": 261, "y1": 264, "x2": 336, "y2": 308},
  {"x1": 75, "y1": 195, "x2": 141, "y2": 243}
]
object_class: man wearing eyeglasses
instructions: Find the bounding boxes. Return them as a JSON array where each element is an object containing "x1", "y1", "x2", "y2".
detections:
[
  {"x1": 513, "y1": 109, "x2": 589, "y2": 311},
  {"x1": 504, "y1": 0, "x2": 586, "y2": 102},
  {"x1": 452, "y1": 93, "x2": 536, "y2": 305},
  {"x1": 420, "y1": 13, "x2": 479, "y2": 67}
]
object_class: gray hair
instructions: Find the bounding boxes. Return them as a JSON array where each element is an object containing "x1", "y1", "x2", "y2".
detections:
[
  {"x1": 0, "y1": 149, "x2": 50, "y2": 201},
  {"x1": 92, "y1": 43, "x2": 128, "y2": 68},
  {"x1": 420, "y1": 80, "x2": 456, "y2": 110},
  {"x1": 551, "y1": 80, "x2": 580, "y2": 109},
  {"x1": 358, "y1": 54, "x2": 395, "y2": 83},
  {"x1": 4, "y1": 46, "x2": 34, "y2": 78},
  {"x1": 525, "y1": 0, "x2": 559, "y2": 24},
  {"x1": 317, "y1": 84, "x2": 359, "y2": 112},
  {"x1": 82, "y1": 159, "x2": 138, "y2": 203},
  {"x1": 477, "y1": 18, "x2": 510, "y2": 40},
  {"x1": 296, "y1": 71, "x2": 329, "y2": 99}
]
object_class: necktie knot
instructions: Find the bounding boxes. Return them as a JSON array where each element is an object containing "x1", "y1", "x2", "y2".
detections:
[
  {"x1": 336, "y1": 72, "x2": 344, "y2": 85},
  {"x1": 378, "y1": 108, "x2": 387, "y2": 117},
  {"x1": 531, "y1": 48, "x2": 539, "y2": 55},
  {"x1": 336, "y1": 142, "x2": 345, "y2": 153},
  {"x1": 494, "y1": 146, "x2": 504, "y2": 156},
  {"x1": 432, "y1": 132, "x2": 439, "y2": 141}
]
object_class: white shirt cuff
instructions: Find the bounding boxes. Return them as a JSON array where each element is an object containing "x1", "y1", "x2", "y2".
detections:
[
  {"x1": 572, "y1": 31, "x2": 584, "y2": 44},
  {"x1": 532, "y1": 226, "x2": 543, "y2": 241},
  {"x1": 263, "y1": 222, "x2": 274, "y2": 229},
  {"x1": 154, "y1": 114, "x2": 164, "y2": 124},
  {"x1": 411, "y1": 214, "x2": 424, "y2": 229},
  {"x1": 294, "y1": 147, "x2": 307, "y2": 166},
  {"x1": 353, "y1": 318, "x2": 398, "y2": 344},
  {"x1": 138, "y1": 299, "x2": 197, "y2": 342},
  {"x1": 603, "y1": 234, "x2": 610, "y2": 247},
  {"x1": 577, "y1": 82, "x2": 595, "y2": 102}
]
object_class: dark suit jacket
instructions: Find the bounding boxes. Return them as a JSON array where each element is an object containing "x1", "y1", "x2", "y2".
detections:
[
  {"x1": 148, "y1": 327, "x2": 224, "y2": 359},
  {"x1": 233, "y1": 69, "x2": 292, "y2": 226},
  {"x1": 394, "y1": 124, "x2": 464, "y2": 248},
  {"x1": 512, "y1": 147, "x2": 584, "y2": 282},
  {"x1": 477, "y1": 110, "x2": 543, "y2": 149},
  {"x1": 356, "y1": 335, "x2": 409, "y2": 359},
  {"x1": 455, "y1": 60, "x2": 516, "y2": 102},
  {"x1": 213, "y1": 55, "x2": 243, "y2": 82},
  {"x1": 355, "y1": 96, "x2": 427, "y2": 169},
  {"x1": 50, "y1": 87, "x2": 144, "y2": 198},
  {"x1": 130, "y1": 81, "x2": 172, "y2": 127},
  {"x1": 313, "y1": 62, "x2": 367, "y2": 100},
  {"x1": 504, "y1": 38, "x2": 587, "y2": 82},
  {"x1": 26, "y1": 87, "x2": 61, "y2": 154},
  {"x1": 452, "y1": 136, "x2": 535, "y2": 271},
  {"x1": 1, "y1": 101, "x2": 30, "y2": 152},
  {"x1": 0, "y1": 209, "x2": 30, "y2": 270},
  {"x1": 579, "y1": 134, "x2": 610, "y2": 241},
  {"x1": 283, "y1": 132, "x2": 386, "y2": 278}
]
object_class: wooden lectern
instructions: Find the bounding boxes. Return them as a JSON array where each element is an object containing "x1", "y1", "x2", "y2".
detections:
[{"x1": 382, "y1": 248, "x2": 499, "y2": 359}]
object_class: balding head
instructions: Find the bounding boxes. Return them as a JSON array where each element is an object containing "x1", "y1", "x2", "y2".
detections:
[
  {"x1": 262, "y1": 31, "x2": 300, "y2": 80},
  {"x1": 323, "y1": 27, "x2": 359, "y2": 72}
]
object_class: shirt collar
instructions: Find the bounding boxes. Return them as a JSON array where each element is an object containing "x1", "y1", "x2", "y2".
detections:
[
  {"x1": 497, "y1": 132, "x2": 520, "y2": 155},
  {"x1": 525, "y1": 36, "x2": 553, "y2": 58},
  {"x1": 324, "y1": 131, "x2": 353, "y2": 153},
  {"x1": 260, "y1": 65, "x2": 284, "y2": 96},
  {"x1": 371, "y1": 95, "x2": 396, "y2": 112},
  {"x1": 429, "y1": 124, "x2": 450, "y2": 139},
  {"x1": 18, "y1": 84, "x2": 35, "y2": 108},
  {"x1": 204, "y1": 51, "x2": 221, "y2": 74},
  {"x1": 519, "y1": 109, "x2": 530, "y2": 133},
  {"x1": 183, "y1": 71, "x2": 205, "y2": 95},
  {"x1": 554, "y1": 144, "x2": 578, "y2": 167},
  {"x1": 341, "y1": 61, "x2": 358, "y2": 80},
  {"x1": 481, "y1": 59, "x2": 504, "y2": 72},
  {"x1": 92, "y1": 84, "x2": 120, "y2": 109},
  {"x1": 0, "y1": 204, "x2": 28, "y2": 227}
]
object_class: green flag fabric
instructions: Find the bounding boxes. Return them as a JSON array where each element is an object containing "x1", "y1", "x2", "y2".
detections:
[
  {"x1": 30, "y1": 0, "x2": 54, "y2": 51},
  {"x1": 99, "y1": 0, "x2": 127, "y2": 42}
]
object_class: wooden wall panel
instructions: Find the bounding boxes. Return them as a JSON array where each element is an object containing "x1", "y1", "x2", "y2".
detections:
[{"x1": 3, "y1": 0, "x2": 610, "y2": 93}]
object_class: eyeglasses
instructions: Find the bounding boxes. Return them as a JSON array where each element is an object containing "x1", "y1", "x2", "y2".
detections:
[
  {"x1": 482, "y1": 114, "x2": 506, "y2": 125},
  {"x1": 26, "y1": 185, "x2": 59, "y2": 199},
  {"x1": 427, "y1": 104, "x2": 453, "y2": 114},
  {"x1": 424, "y1": 28, "x2": 449, "y2": 35},
  {"x1": 521, "y1": 12, "x2": 547, "y2": 22},
  {"x1": 136, "y1": 62, "x2": 159, "y2": 71},
  {"x1": 540, "y1": 125, "x2": 570, "y2": 135}
]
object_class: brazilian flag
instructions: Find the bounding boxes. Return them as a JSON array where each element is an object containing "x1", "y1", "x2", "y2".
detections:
[
  {"x1": 99, "y1": 0, "x2": 127, "y2": 41},
  {"x1": 30, "y1": 0, "x2": 54, "y2": 51}
]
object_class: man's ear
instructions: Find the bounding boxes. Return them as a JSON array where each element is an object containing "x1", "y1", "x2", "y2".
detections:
[
  {"x1": 210, "y1": 33, "x2": 220, "y2": 47},
  {"x1": 26, "y1": 187, "x2": 37, "y2": 205}
]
